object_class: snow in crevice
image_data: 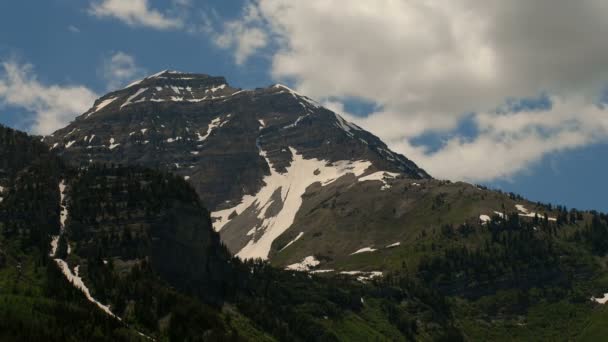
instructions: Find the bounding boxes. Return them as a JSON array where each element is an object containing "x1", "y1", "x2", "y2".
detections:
[
  {"x1": 49, "y1": 180, "x2": 120, "y2": 319},
  {"x1": 334, "y1": 113, "x2": 361, "y2": 137},
  {"x1": 280, "y1": 232, "x2": 304, "y2": 252},
  {"x1": 386, "y1": 242, "x2": 401, "y2": 248},
  {"x1": 351, "y1": 247, "x2": 377, "y2": 255},
  {"x1": 121, "y1": 88, "x2": 148, "y2": 109},
  {"x1": 283, "y1": 114, "x2": 310, "y2": 129},
  {"x1": 54, "y1": 261, "x2": 119, "y2": 319},
  {"x1": 59, "y1": 181, "x2": 67, "y2": 229},
  {"x1": 65, "y1": 140, "x2": 76, "y2": 149},
  {"x1": 212, "y1": 146, "x2": 373, "y2": 260},
  {"x1": 86, "y1": 96, "x2": 118, "y2": 118},
  {"x1": 285, "y1": 256, "x2": 320, "y2": 271},
  {"x1": 50, "y1": 180, "x2": 68, "y2": 257},
  {"x1": 196, "y1": 116, "x2": 228, "y2": 142}
]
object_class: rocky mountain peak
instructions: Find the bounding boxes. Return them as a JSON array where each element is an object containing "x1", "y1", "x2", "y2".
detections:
[
  {"x1": 45, "y1": 70, "x2": 431, "y2": 259},
  {"x1": 80, "y1": 70, "x2": 240, "y2": 120}
]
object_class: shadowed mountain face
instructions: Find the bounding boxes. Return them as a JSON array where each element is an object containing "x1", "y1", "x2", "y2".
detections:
[{"x1": 45, "y1": 70, "x2": 430, "y2": 260}]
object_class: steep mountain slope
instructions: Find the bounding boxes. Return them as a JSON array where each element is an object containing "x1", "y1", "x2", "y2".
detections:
[{"x1": 45, "y1": 70, "x2": 432, "y2": 261}]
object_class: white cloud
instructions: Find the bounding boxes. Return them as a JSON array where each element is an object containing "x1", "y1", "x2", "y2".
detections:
[
  {"x1": 101, "y1": 51, "x2": 146, "y2": 90},
  {"x1": 89, "y1": 0, "x2": 183, "y2": 30},
  {"x1": 215, "y1": 0, "x2": 608, "y2": 181},
  {"x1": 211, "y1": 4, "x2": 268, "y2": 65},
  {"x1": 0, "y1": 61, "x2": 97, "y2": 135},
  {"x1": 68, "y1": 25, "x2": 81, "y2": 33}
]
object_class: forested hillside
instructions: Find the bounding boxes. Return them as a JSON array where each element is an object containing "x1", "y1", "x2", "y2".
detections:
[{"x1": 0, "y1": 124, "x2": 461, "y2": 341}]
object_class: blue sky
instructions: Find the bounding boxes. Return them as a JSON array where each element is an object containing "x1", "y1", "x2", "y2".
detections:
[{"x1": 0, "y1": 0, "x2": 606, "y2": 212}]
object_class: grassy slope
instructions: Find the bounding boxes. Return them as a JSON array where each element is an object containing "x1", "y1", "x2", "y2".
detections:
[{"x1": 271, "y1": 178, "x2": 571, "y2": 272}]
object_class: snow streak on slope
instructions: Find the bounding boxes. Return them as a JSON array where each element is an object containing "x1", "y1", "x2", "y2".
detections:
[
  {"x1": 196, "y1": 116, "x2": 229, "y2": 142},
  {"x1": 49, "y1": 180, "x2": 67, "y2": 257},
  {"x1": 54, "y1": 261, "x2": 119, "y2": 319},
  {"x1": 515, "y1": 204, "x2": 557, "y2": 221},
  {"x1": 85, "y1": 96, "x2": 118, "y2": 118},
  {"x1": 280, "y1": 232, "x2": 304, "y2": 252},
  {"x1": 49, "y1": 180, "x2": 119, "y2": 319},
  {"x1": 212, "y1": 147, "x2": 373, "y2": 260}
]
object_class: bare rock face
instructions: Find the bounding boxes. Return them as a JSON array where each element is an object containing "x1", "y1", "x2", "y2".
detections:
[{"x1": 45, "y1": 70, "x2": 431, "y2": 260}]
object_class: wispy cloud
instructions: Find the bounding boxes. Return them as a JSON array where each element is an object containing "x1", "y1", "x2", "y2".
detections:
[
  {"x1": 89, "y1": 0, "x2": 183, "y2": 30},
  {"x1": 0, "y1": 61, "x2": 97, "y2": 135},
  {"x1": 100, "y1": 51, "x2": 146, "y2": 90},
  {"x1": 68, "y1": 25, "x2": 81, "y2": 33},
  {"x1": 211, "y1": 4, "x2": 268, "y2": 65}
]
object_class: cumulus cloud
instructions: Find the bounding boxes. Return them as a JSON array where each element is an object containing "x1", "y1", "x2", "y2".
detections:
[
  {"x1": 89, "y1": 0, "x2": 183, "y2": 30},
  {"x1": 0, "y1": 61, "x2": 97, "y2": 135},
  {"x1": 214, "y1": 0, "x2": 608, "y2": 181},
  {"x1": 101, "y1": 51, "x2": 146, "y2": 90}
]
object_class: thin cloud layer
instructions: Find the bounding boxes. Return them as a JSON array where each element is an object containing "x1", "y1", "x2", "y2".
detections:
[
  {"x1": 214, "y1": 0, "x2": 608, "y2": 181},
  {"x1": 101, "y1": 51, "x2": 146, "y2": 90},
  {"x1": 89, "y1": 0, "x2": 183, "y2": 30},
  {"x1": 0, "y1": 61, "x2": 97, "y2": 135}
]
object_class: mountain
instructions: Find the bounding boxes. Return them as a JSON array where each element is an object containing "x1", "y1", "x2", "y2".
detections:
[
  {"x1": 0, "y1": 124, "x2": 460, "y2": 341},
  {"x1": 42, "y1": 71, "x2": 608, "y2": 273},
  {"x1": 45, "y1": 70, "x2": 430, "y2": 263},
  {"x1": 5, "y1": 67, "x2": 608, "y2": 341},
  {"x1": 23, "y1": 70, "x2": 608, "y2": 340}
]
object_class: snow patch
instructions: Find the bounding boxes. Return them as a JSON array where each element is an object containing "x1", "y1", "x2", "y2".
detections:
[
  {"x1": 212, "y1": 147, "x2": 373, "y2": 260},
  {"x1": 285, "y1": 256, "x2": 320, "y2": 272},
  {"x1": 479, "y1": 215, "x2": 491, "y2": 224},
  {"x1": 65, "y1": 140, "x2": 76, "y2": 149},
  {"x1": 351, "y1": 247, "x2": 377, "y2": 255},
  {"x1": 386, "y1": 242, "x2": 401, "y2": 248},
  {"x1": 592, "y1": 293, "x2": 608, "y2": 304},
  {"x1": 494, "y1": 211, "x2": 505, "y2": 219},
  {"x1": 515, "y1": 204, "x2": 557, "y2": 222},
  {"x1": 108, "y1": 138, "x2": 120, "y2": 150},
  {"x1": 310, "y1": 269, "x2": 334, "y2": 274},
  {"x1": 339, "y1": 271, "x2": 383, "y2": 282}
]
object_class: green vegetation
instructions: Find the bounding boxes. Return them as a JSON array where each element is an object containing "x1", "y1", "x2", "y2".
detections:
[{"x1": 3, "y1": 123, "x2": 608, "y2": 340}]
